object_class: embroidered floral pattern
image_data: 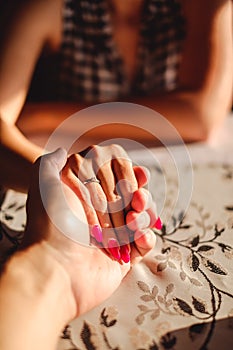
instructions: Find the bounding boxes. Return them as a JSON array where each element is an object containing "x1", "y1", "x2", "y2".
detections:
[{"x1": 135, "y1": 198, "x2": 233, "y2": 349}]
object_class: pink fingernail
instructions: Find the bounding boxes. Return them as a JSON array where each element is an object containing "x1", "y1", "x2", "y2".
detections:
[
  {"x1": 120, "y1": 245, "x2": 130, "y2": 263},
  {"x1": 154, "y1": 217, "x2": 162, "y2": 230},
  {"x1": 91, "y1": 225, "x2": 103, "y2": 243},
  {"x1": 108, "y1": 239, "x2": 121, "y2": 260}
]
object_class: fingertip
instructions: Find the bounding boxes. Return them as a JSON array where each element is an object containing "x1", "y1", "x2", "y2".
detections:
[
  {"x1": 56, "y1": 147, "x2": 68, "y2": 158},
  {"x1": 133, "y1": 166, "x2": 150, "y2": 188},
  {"x1": 131, "y1": 189, "x2": 146, "y2": 212},
  {"x1": 134, "y1": 229, "x2": 156, "y2": 251},
  {"x1": 126, "y1": 211, "x2": 138, "y2": 230},
  {"x1": 153, "y1": 217, "x2": 163, "y2": 230},
  {"x1": 52, "y1": 148, "x2": 68, "y2": 169},
  {"x1": 141, "y1": 166, "x2": 150, "y2": 183},
  {"x1": 40, "y1": 148, "x2": 68, "y2": 174}
]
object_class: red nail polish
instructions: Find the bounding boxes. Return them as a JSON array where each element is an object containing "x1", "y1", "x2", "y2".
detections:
[
  {"x1": 154, "y1": 217, "x2": 162, "y2": 230},
  {"x1": 108, "y1": 239, "x2": 121, "y2": 260},
  {"x1": 91, "y1": 225, "x2": 103, "y2": 243},
  {"x1": 120, "y1": 245, "x2": 130, "y2": 263}
]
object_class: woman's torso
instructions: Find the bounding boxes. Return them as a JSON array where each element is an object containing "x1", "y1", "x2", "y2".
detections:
[{"x1": 29, "y1": 0, "x2": 186, "y2": 103}]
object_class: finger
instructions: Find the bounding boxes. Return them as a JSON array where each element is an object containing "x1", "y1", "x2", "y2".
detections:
[
  {"x1": 61, "y1": 166, "x2": 102, "y2": 242},
  {"x1": 85, "y1": 145, "x2": 134, "y2": 262},
  {"x1": 134, "y1": 229, "x2": 156, "y2": 255},
  {"x1": 130, "y1": 229, "x2": 156, "y2": 264},
  {"x1": 128, "y1": 188, "x2": 158, "y2": 230},
  {"x1": 92, "y1": 144, "x2": 136, "y2": 212},
  {"x1": 62, "y1": 154, "x2": 104, "y2": 242},
  {"x1": 131, "y1": 188, "x2": 154, "y2": 212},
  {"x1": 112, "y1": 157, "x2": 138, "y2": 211},
  {"x1": 132, "y1": 174, "x2": 162, "y2": 229},
  {"x1": 62, "y1": 154, "x2": 122, "y2": 259},
  {"x1": 133, "y1": 166, "x2": 150, "y2": 188},
  {"x1": 48, "y1": 148, "x2": 68, "y2": 172},
  {"x1": 95, "y1": 157, "x2": 134, "y2": 262},
  {"x1": 26, "y1": 148, "x2": 67, "y2": 230},
  {"x1": 36, "y1": 151, "x2": 90, "y2": 246},
  {"x1": 111, "y1": 156, "x2": 139, "y2": 259},
  {"x1": 95, "y1": 161, "x2": 131, "y2": 262},
  {"x1": 38, "y1": 148, "x2": 68, "y2": 182},
  {"x1": 83, "y1": 181, "x2": 121, "y2": 260},
  {"x1": 126, "y1": 211, "x2": 151, "y2": 231},
  {"x1": 96, "y1": 162, "x2": 130, "y2": 242},
  {"x1": 109, "y1": 163, "x2": 150, "y2": 250}
]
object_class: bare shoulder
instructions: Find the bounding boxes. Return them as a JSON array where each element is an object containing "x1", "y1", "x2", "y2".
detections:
[
  {"x1": 1, "y1": 0, "x2": 63, "y2": 50},
  {"x1": 31, "y1": 0, "x2": 63, "y2": 49}
]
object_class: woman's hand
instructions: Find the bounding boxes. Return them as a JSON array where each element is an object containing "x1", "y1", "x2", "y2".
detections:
[
  {"x1": 61, "y1": 144, "x2": 161, "y2": 263},
  {"x1": 23, "y1": 148, "x2": 156, "y2": 318}
]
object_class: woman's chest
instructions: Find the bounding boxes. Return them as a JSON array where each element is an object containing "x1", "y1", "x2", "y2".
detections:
[{"x1": 57, "y1": 0, "x2": 185, "y2": 102}]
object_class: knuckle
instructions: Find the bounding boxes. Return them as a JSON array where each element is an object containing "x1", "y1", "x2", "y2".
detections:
[
  {"x1": 110, "y1": 144, "x2": 127, "y2": 157},
  {"x1": 111, "y1": 143, "x2": 123, "y2": 152},
  {"x1": 108, "y1": 192, "x2": 121, "y2": 202},
  {"x1": 81, "y1": 187, "x2": 91, "y2": 204},
  {"x1": 69, "y1": 153, "x2": 83, "y2": 167},
  {"x1": 85, "y1": 145, "x2": 105, "y2": 166},
  {"x1": 117, "y1": 179, "x2": 135, "y2": 195},
  {"x1": 107, "y1": 194, "x2": 124, "y2": 212},
  {"x1": 89, "y1": 144, "x2": 100, "y2": 157},
  {"x1": 66, "y1": 154, "x2": 85, "y2": 177},
  {"x1": 92, "y1": 191, "x2": 107, "y2": 212}
]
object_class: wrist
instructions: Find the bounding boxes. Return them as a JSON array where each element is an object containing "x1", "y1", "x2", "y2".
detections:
[
  {"x1": 20, "y1": 242, "x2": 76, "y2": 323},
  {"x1": 0, "y1": 242, "x2": 76, "y2": 349}
]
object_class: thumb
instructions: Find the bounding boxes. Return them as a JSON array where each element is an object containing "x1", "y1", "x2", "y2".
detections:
[
  {"x1": 47, "y1": 148, "x2": 68, "y2": 170},
  {"x1": 39, "y1": 149, "x2": 90, "y2": 246},
  {"x1": 39, "y1": 148, "x2": 68, "y2": 181}
]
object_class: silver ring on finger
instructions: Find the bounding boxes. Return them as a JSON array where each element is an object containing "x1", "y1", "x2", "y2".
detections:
[{"x1": 83, "y1": 176, "x2": 100, "y2": 185}]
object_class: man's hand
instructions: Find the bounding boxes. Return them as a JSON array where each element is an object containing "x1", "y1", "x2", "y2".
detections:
[
  {"x1": 23, "y1": 148, "x2": 157, "y2": 318},
  {"x1": 61, "y1": 144, "x2": 160, "y2": 263}
]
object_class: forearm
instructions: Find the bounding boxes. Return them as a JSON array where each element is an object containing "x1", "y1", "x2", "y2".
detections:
[
  {"x1": 127, "y1": 88, "x2": 232, "y2": 143},
  {"x1": 0, "y1": 242, "x2": 76, "y2": 350},
  {"x1": 0, "y1": 100, "x2": 88, "y2": 191},
  {"x1": 74, "y1": 89, "x2": 231, "y2": 145},
  {"x1": 16, "y1": 102, "x2": 158, "y2": 150},
  {"x1": 16, "y1": 100, "x2": 201, "y2": 147},
  {"x1": 132, "y1": 0, "x2": 233, "y2": 143},
  {"x1": 17, "y1": 101, "x2": 88, "y2": 134},
  {"x1": 0, "y1": 118, "x2": 43, "y2": 192}
]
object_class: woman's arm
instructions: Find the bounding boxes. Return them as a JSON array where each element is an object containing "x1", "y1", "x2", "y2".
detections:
[
  {"x1": 15, "y1": 0, "x2": 233, "y2": 148},
  {"x1": 1, "y1": 0, "x2": 232, "y2": 191},
  {"x1": 129, "y1": 0, "x2": 233, "y2": 141},
  {"x1": 0, "y1": 0, "x2": 62, "y2": 191}
]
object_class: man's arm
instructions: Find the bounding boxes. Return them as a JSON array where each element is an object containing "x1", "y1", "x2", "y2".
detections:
[
  {"x1": 0, "y1": 148, "x2": 157, "y2": 350},
  {"x1": 0, "y1": 243, "x2": 76, "y2": 350}
]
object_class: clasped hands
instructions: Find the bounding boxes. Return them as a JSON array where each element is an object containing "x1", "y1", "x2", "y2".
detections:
[{"x1": 24, "y1": 144, "x2": 160, "y2": 318}]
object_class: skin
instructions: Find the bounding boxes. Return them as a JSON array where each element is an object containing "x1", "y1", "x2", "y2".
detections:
[
  {"x1": 0, "y1": 0, "x2": 232, "y2": 193},
  {"x1": 0, "y1": 149, "x2": 156, "y2": 350},
  {"x1": 61, "y1": 144, "x2": 158, "y2": 261}
]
